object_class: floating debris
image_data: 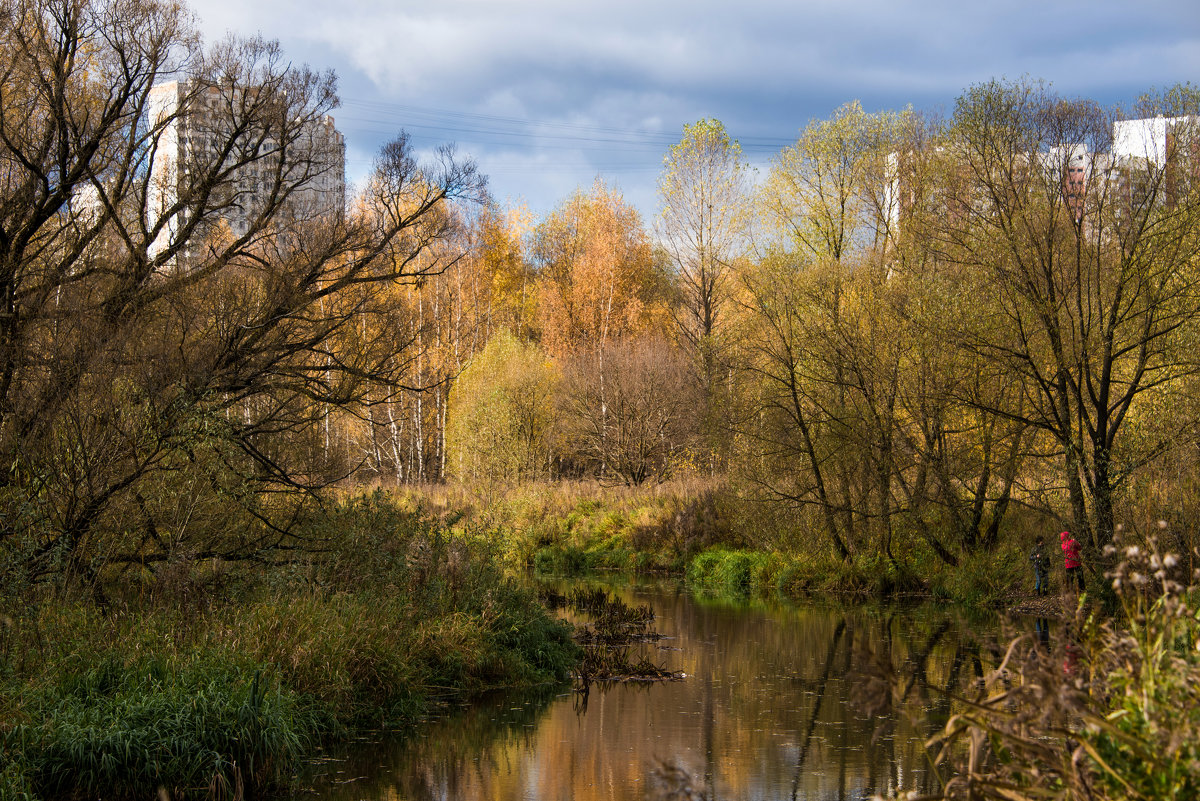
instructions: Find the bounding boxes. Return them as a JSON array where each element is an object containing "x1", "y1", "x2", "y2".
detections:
[{"x1": 540, "y1": 586, "x2": 683, "y2": 685}]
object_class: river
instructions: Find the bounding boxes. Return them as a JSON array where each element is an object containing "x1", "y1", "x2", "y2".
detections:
[{"x1": 308, "y1": 577, "x2": 1013, "y2": 801}]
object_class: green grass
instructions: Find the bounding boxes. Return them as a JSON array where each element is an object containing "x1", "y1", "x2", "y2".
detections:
[
  {"x1": 684, "y1": 547, "x2": 928, "y2": 603},
  {"x1": 926, "y1": 544, "x2": 1026, "y2": 607},
  {"x1": 0, "y1": 492, "x2": 579, "y2": 801},
  {"x1": 686, "y1": 548, "x2": 779, "y2": 596},
  {"x1": 412, "y1": 479, "x2": 1052, "y2": 607},
  {"x1": 7, "y1": 660, "x2": 324, "y2": 799}
]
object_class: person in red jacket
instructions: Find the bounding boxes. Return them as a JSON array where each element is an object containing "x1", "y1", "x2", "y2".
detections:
[{"x1": 1060, "y1": 530, "x2": 1085, "y2": 592}]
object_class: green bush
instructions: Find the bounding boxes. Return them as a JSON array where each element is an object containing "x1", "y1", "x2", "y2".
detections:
[
  {"x1": 534, "y1": 545, "x2": 592, "y2": 576},
  {"x1": 487, "y1": 591, "x2": 581, "y2": 683},
  {"x1": 443, "y1": 479, "x2": 737, "y2": 574},
  {"x1": 7, "y1": 660, "x2": 325, "y2": 800},
  {"x1": 932, "y1": 545, "x2": 1026, "y2": 607},
  {"x1": 686, "y1": 549, "x2": 777, "y2": 596},
  {"x1": 1, "y1": 494, "x2": 580, "y2": 800},
  {"x1": 775, "y1": 561, "x2": 819, "y2": 597}
]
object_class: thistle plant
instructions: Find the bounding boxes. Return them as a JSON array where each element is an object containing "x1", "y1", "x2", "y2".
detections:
[
  {"x1": 1085, "y1": 525, "x2": 1200, "y2": 800},
  {"x1": 886, "y1": 523, "x2": 1200, "y2": 801}
]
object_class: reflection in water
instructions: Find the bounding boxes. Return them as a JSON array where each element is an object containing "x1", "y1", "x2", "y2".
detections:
[
  {"x1": 1035, "y1": 617, "x2": 1051, "y2": 651},
  {"x1": 309, "y1": 580, "x2": 1007, "y2": 801}
]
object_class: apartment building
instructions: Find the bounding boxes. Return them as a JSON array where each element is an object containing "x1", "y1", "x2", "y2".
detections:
[
  {"x1": 884, "y1": 115, "x2": 1197, "y2": 232},
  {"x1": 147, "y1": 80, "x2": 346, "y2": 266}
]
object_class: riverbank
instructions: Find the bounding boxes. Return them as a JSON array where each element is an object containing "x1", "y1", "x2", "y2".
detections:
[
  {"x1": 410, "y1": 479, "x2": 1051, "y2": 608},
  {"x1": 0, "y1": 492, "x2": 578, "y2": 800}
]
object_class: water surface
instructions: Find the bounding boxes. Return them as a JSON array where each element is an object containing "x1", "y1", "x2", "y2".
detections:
[{"x1": 310, "y1": 578, "x2": 1008, "y2": 801}]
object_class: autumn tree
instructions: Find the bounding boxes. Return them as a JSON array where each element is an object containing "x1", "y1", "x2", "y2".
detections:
[
  {"x1": 744, "y1": 104, "x2": 907, "y2": 560},
  {"x1": 0, "y1": 0, "x2": 484, "y2": 598},
  {"x1": 743, "y1": 103, "x2": 1035, "y2": 564},
  {"x1": 560, "y1": 338, "x2": 698, "y2": 485},
  {"x1": 321, "y1": 200, "x2": 539, "y2": 486},
  {"x1": 656, "y1": 119, "x2": 751, "y2": 379},
  {"x1": 472, "y1": 203, "x2": 537, "y2": 342},
  {"x1": 941, "y1": 80, "x2": 1200, "y2": 551},
  {"x1": 445, "y1": 331, "x2": 560, "y2": 483},
  {"x1": 874, "y1": 114, "x2": 1036, "y2": 563},
  {"x1": 532, "y1": 179, "x2": 671, "y2": 358},
  {"x1": 886, "y1": 258, "x2": 1035, "y2": 564}
]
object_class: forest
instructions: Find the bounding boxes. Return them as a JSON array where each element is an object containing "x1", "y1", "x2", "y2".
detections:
[
  {"x1": 1, "y1": 0, "x2": 1197, "y2": 594},
  {"x1": 2, "y1": 0, "x2": 1200, "y2": 797},
  {"x1": 191, "y1": 90, "x2": 1200, "y2": 584}
]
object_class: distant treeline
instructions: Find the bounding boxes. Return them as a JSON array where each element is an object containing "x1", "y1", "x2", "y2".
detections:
[{"x1": 1, "y1": 0, "x2": 1198, "y2": 598}]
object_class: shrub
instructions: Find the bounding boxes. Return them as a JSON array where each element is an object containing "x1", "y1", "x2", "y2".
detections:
[
  {"x1": 933, "y1": 544, "x2": 1026, "y2": 607},
  {"x1": 1, "y1": 496, "x2": 580, "y2": 799},
  {"x1": 534, "y1": 545, "x2": 592, "y2": 576},
  {"x1": 775, "y1": 560, "x2": 819, "y2": 597},
  {"x1": 686, "y1": 549, "x2": 776, "y2": 596},
  {"x1": 896, "y1": 530, "x2": 1200, "y2": 800},
  {"x1": 7, "y1": 660, "x2": 325, "y2": 800}
]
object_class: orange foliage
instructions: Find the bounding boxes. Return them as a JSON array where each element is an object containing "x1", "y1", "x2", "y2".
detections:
[{"x1": 533, "y1": 179, "x2": 671, "y2": 357}]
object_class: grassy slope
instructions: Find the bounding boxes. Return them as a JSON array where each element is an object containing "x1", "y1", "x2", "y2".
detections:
[{"x1": 415, "y1": 478, "x2": 1048, "y2": 607}]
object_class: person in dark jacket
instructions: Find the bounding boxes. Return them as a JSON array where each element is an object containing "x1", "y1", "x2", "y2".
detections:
[
  {"x1": 1030, "y1": 535, "x2": 1050, "y2": 596},
  {"x1": 1060, "y1": 530, "x2": 1084, "y2": 592}
]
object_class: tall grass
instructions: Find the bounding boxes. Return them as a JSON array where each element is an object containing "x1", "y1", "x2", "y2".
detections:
[
  {"x1": 405, "y1": 478, "x2": 1043, "y2": 606},
  {"x1": 686, "y1": 548, "x2": 778, "y2": 596},
  {"x1": 8, "y1": 660, "x2": 323, "y2": 799},
  {"x1": 865, "y1": 528, "x2": 1200, "y2": 800},
  {"x1": 685, "y1": 548, "x2": 928, "y2": 603},
  {"x1": 0, "y1": 491, "x2": 578, "y2": 800},
  {"x1": 415, "y1": 477, "x2": 733, "y2": 571}
]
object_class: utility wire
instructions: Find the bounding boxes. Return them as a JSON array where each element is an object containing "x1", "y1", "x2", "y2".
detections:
[
  {"x1": 336, "y1": 96, "x2": 791, "y2": 187},
  {"x1": 336, "y1": 96, "x2": 796, "y2": 155}
]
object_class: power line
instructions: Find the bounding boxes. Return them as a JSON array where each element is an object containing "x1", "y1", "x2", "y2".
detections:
[{"x1": 337, "y1": 96, "x2": 796, "y2": 155}]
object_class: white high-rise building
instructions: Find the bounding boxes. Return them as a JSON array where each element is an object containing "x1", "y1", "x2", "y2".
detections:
[
  {"x1": 882, "y1": 116, "x2": 1198, "y2": 233},
  {"x1": 147, "y1": 80, "x2": 346, "y2": 265},
  {"x1": 1113, "y1": 116, "x2": 1197, "y2": 166}
]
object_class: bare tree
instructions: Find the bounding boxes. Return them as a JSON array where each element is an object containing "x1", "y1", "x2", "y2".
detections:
[
  {"x1": 0, "y1": 0, "x2": 484, "y2": 597},
  {"x1": 561, "y1": 338, "x2": 698, "y2": 486}
]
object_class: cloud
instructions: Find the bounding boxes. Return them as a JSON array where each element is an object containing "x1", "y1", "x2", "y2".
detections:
[{"x1": 184, "y1": 0, "x2": 1200, "y2": 214}]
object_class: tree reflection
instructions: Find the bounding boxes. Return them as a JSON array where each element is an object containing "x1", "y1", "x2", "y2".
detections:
[{"x1": 306, "y1": 581, "x2": 1009, "y2": 801}]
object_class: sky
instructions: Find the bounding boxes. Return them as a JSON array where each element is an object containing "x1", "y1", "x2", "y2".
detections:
[{"x1": 184, "y1": 0, "x2": 1200, "y2": 219}]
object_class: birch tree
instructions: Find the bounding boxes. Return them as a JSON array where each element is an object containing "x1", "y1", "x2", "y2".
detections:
[
  {"x1": 657, "y1": 119, "x2": 751, "y2": 386},
  {"x1": 533, "y1": 179, "x2": 669, "y2": 358}
]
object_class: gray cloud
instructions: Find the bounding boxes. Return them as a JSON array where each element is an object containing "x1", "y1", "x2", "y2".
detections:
[{"x1": 185, "y1": 0, "x2": 1200, "y2": 214}]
